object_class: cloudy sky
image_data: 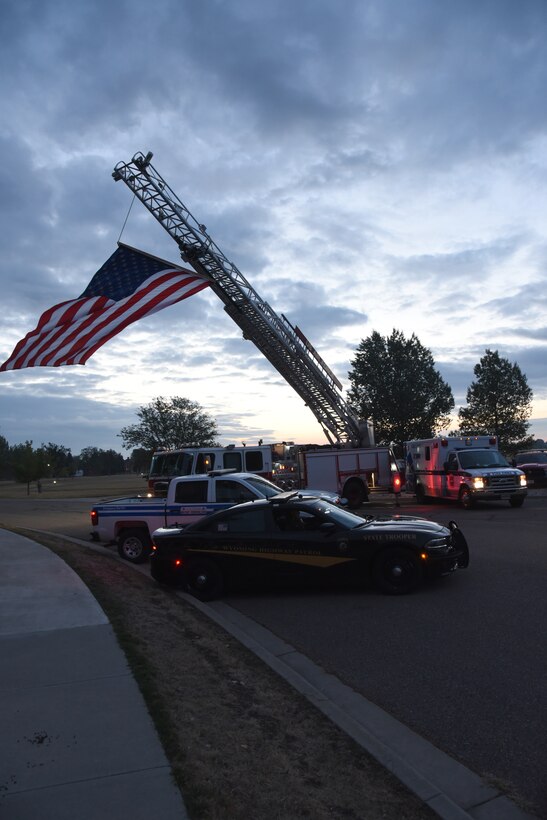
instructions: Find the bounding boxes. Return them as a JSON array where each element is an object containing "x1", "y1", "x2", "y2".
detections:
[{"x1": 1, "y1": 0, "x2": 546, "y2": 455}]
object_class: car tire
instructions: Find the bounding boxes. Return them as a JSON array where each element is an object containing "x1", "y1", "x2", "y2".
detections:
[
  {"x1": 459, "y1": 487, "x2": 475, "y2": 509},
  {"x1": 185, "y1": 558, "x2": 224, "y2": 601},
  {"x1": 509, "y1": 495, "x2": 525, "y2": 508},
  {"x1": 117, "y1": 528, "x2": 151, "y2": 563},
  {"x1": 372, "y1": 547, "x2": 423, "y2": 595},
  {"x1": 343, "y1": 479, "x2": 368, "y2": 509}
]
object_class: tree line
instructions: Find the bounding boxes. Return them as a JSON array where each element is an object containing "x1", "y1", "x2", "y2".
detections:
[
  {"x1": 1, "y1": 331, "x2": 542, "y2": 489},
  {"x1": 0, "y1": 440, "x2": 133, "y2": 487}
]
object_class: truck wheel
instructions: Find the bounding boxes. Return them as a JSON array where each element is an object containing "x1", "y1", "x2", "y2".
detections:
[
  {"x1": 117, "y1": 528, "x2": 151, "y2": 564},
  {"x1": 459, "y1": 488, "x2": 475, "y2": 510},
  {"x1": 185, "y1": 558, "x2": 224, "y2": 601},
  {"x1": 343, "y1": 479, "x2": 368, "y2": 509},
  {"x1": 372, "y1": 547, "x2": 423, "y2": 595},
  {"x1": 509, "y1": 495, "x2": 525, "y2": 508}
]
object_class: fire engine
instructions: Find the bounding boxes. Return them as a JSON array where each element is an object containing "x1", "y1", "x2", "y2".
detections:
[
  {"x1": 113, "y1": 152, "x2": 400, "y2": 504},
  {"x1": 405, "y1": 436, "x2": 527, "y2": 508}
]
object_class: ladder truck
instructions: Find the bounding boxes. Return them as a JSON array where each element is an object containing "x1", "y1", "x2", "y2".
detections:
[{"x1": 113, "y1": 152, "x2": 398, "y2": 505}]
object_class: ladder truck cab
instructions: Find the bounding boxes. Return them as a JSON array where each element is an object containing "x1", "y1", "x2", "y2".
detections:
[
  {"x1": 405, "y1": 436, "x2": 527, "y2": 509},
  {"x1": 147, "y1": 444, "x2": 273, "y2": 496}
]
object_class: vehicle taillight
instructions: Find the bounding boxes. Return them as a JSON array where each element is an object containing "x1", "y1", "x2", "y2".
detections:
[
  {"x1": 90, "y1": 510, "x2": 98, "y2": 526},
  {"x1": 393, "y1": 475, "x2": 402, "y2": 493}
]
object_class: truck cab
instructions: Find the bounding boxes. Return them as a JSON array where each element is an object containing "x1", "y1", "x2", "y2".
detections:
[{"x1": 91, "y1": 470, "x2": 284, "y2": 563}]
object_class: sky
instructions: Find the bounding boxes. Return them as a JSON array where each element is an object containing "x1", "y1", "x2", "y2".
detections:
[{"x1": 1, "y1": 0, "x2": 546, "y2": 456}]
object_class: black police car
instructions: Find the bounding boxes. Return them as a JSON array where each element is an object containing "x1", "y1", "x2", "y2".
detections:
[{"x1": 150, "y1": 493, "x2": 469, "y2": 600}]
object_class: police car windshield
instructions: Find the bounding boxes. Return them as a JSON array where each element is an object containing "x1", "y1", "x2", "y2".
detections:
[
  {"x1": 458, "y1": 450, "x2": 509, "y2": 469},
  {"x1": 310, "y1": 501, "x2": 369, "y2": 528}
]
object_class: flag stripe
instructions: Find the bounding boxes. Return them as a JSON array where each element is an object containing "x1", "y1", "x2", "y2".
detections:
[
  {"x1": 29, "y1": 271, "x2": 187, "y2": 367},
  {"x1": 73, "y1": 278, "x2": 210, "y2": 366},
  {"x1": 0, "y1": 244, "x2": 210, "y2": 371},
  {"x1": 17, "y1": 297, "x2": 112, "y2": 369},
  {"x1": 40, "y1": 272, "x2": 206, "y2": 367}
]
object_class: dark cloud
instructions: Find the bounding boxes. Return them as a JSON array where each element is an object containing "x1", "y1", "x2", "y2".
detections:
[{"x1": 1, "y1": 0, "x2": 547, "y2": 449}]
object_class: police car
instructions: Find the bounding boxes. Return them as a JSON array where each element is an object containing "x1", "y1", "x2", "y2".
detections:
[{"x1": 150, "y1": 493, "x2": 469, "y2": 600}]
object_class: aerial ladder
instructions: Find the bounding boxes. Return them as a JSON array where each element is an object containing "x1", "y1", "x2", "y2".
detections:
[{"x1": 113, "y1": 151, "x2": 372, "y2": 447}]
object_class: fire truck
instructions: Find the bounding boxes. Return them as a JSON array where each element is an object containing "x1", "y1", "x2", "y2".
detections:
[{"x1": 113, "y1": 152, "x2": 400, "y2": 505}]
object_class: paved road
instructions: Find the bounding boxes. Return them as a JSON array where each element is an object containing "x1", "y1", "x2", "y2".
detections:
[
  {"x1": 226, "y1": 493, "x2": 547, "y2": 817},
  {"x1": 1, "y1": 491, "x2": 545, "y2": 816}
]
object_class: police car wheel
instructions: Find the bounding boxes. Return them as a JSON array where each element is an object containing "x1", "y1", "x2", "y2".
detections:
[
  {"x1": 186, "y1": 558, "x2": 224, "y2": 601},
  {"x1": 373, "y1": 547, "x2": 423, "y2": 595},
  {"x1": 509, "y1": 495, "x2": 525, "y2": 508},
  {"x1": 117, "y1": 528, "x2": 151, "y2": 564}
]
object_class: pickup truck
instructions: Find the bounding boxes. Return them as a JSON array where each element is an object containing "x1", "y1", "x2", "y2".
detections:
[{"x1": 90, "y1": 470, "x2": 339, "y2": 563}]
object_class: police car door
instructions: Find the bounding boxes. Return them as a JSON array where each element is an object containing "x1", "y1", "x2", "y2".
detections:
[{"x1": 208, "y1": 506, "x2": 283, "y2": 583}]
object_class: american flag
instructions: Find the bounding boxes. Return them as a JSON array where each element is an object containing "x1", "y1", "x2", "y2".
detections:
[{"x1": 0, "y1": 243, "x2": 209, "y2": 371}]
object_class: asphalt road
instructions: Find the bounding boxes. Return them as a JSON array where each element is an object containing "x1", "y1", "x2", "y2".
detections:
[
  {"x1": 1, "y1": 490, "x2": 546, "y2": 816},
  {"x1": 227, "y1": 492, "x2": 547, "y2": 817}
]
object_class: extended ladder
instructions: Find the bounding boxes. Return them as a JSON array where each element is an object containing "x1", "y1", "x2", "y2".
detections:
[{"x1": 113, "y1": 151, "x2": 367, "y2": 445}]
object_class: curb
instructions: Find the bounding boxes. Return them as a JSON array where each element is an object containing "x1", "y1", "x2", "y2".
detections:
[{"x1": 181, "y1": 594, "x2": 536, "y2": 820}]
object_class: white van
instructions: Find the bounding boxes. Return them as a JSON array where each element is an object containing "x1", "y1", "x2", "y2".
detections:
[{"x1": 405, "y1": 436, "x2": 527, "y2": 508}]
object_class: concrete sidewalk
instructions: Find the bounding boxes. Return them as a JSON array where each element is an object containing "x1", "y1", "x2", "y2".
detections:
[{"x1": 0, "y1": 528, "x2": 187, "y2": 820}]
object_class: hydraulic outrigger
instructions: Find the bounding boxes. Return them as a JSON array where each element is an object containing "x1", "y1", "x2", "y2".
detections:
[{"x1": 113, "y1": 151, "x2": 372, "y2": 447}]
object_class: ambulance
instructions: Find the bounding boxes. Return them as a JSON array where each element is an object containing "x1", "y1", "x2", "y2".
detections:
[{"x1": 405, "y1": 436, "x2": 527, "y2": 508}]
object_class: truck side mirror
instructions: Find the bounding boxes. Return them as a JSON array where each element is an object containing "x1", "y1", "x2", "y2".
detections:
[{"x1": 443, "y1": 461, "x2": 451, "y2": 472}]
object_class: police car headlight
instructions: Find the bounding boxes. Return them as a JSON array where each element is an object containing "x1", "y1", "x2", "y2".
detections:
[
  {"x1": 425, "y1": 536, "x2": 451, "y2": 550},
  {"x1": 472, "y1": 477, "x2": 485, "y2": 490},
  {"x1": 519, "y1": 475, "x2": 527, "y2": 487}
]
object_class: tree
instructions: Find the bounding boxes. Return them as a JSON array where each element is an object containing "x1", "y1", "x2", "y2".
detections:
[
  {"x1": 348, "y1": 330, "x2": 454, "y2": 449},
  {"x1": 10, "y1": 441, "x2": 42, "y2": 494},
  {"x1": 129, "y1": 448, "x2": 155, "y2": 474},
  {"x1": 37, "y1": 442, "x2": 73, "y2": 477},
  {"x1": 119, "y1": 397, "x2": 219, "y2": 451},
  {"x1": 458, "y1": 349, "x2": 533, "y2": 450},
  {"x1": 0, "y1": 433, "x2": 11, "y2": 480},
  {"x1": 77, "y1": 447, "x2": 125, "y2": 476}
]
